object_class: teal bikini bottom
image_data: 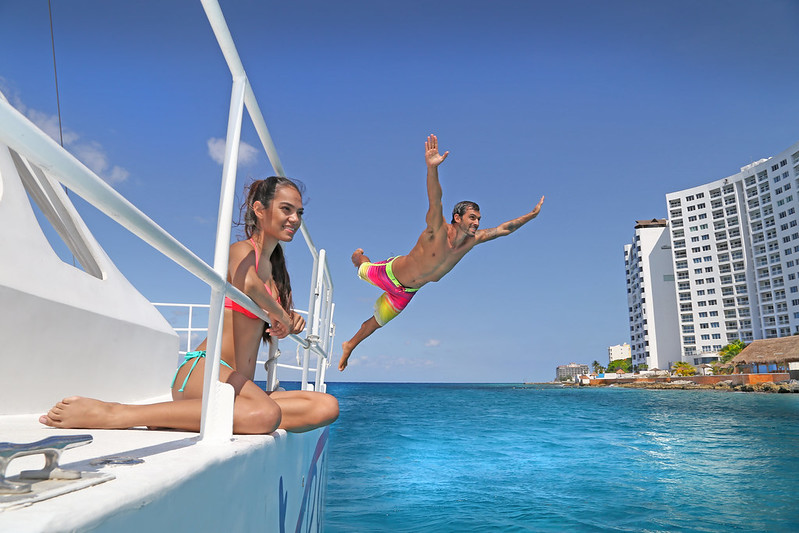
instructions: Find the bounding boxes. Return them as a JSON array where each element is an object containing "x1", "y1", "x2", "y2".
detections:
[{"x1": 171, "y1": 350, "x2": 233, "y2": 392}]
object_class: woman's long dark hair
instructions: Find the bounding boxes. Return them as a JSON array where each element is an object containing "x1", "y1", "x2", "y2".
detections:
[{"x1": 240, "y1": 176, "x2": 304, "y2": 340}]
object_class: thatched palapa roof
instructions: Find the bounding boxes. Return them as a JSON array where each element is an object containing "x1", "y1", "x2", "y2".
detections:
[
  {"x1": 634, "y1": 218, "x2": 667, "y2": 229},
  {"x1": 730, "y1": 337, "x2": 799, "y2": 365}
]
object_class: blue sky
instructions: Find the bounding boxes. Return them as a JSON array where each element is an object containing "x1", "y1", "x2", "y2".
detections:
[{"x1": 2, "y1": 1, "x2": 798, "y2": 383}]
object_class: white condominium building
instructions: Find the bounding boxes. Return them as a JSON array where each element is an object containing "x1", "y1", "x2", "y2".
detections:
[
  {"x1": 665, "y1": 140, "x2": 799, "y2": 364},
  {"x1": 625, "y1": 219, "x2": 681, "y2": 371},
  {"x1": 555, "y1": 362, "x2": 590, "y2": 381},
  {"x1": 608, "y1": 343, "x2": 630, "y2": 363}
]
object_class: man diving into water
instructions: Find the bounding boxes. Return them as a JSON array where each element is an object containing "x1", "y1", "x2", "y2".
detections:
[{"x1": 338, "y1": 134, "x2": 544, "y2": 371}]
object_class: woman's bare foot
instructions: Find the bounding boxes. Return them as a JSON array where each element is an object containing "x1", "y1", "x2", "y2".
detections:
[
  {"x1": 39, "y1": 396, "x2": 128, "y2": 429},
  {"x1": 351, "y1": 248, "x2": 369, "y2": 268}
]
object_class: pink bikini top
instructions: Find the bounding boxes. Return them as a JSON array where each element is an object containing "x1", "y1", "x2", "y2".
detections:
[{"x1": 224, "y1": 238, "x2": 279, "y2": 319}]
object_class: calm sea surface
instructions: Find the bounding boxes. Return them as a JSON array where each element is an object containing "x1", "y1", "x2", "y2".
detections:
[{"x1": 321, "y1": 383, "x2": 799, "y2": 532}]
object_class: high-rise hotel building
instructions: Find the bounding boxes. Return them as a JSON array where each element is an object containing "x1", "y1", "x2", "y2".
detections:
[
  {"x1": 626, "y1": 139, "x2": 799, "y2": 368},
  {"x1": 666, "y1": 140, "x2": 799, "y2": 364},
  {"x1": 624, "y1": 219, "x2": 680, "y2": 371}
]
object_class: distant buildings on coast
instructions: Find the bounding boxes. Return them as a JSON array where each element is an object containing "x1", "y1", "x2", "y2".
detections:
[
  {"x1": 624, "y1": 139, "x2": 799, "y2": 372},
  {"x1": 555, "y1": 363, "x2": 590, "y2": 381},
  {"x1": 555, "y1": 346, "x2": 629, "y2": 382},
  {"x1": 608, "y1": 343, "x2": 630, "y2": 362}
]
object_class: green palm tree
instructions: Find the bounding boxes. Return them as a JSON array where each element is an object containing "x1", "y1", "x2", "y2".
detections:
[
  {"x1": 606, "y1": 358, "x2": 631, "y2": 373},
  {"x1": 673, "y1": 361, "x2": 697, "y2": 377},
  {"x1": 718, "y1": 340, "x2": 747, "y2": 364}
]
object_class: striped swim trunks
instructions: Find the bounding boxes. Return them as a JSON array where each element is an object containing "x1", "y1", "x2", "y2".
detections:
[{"x1": 358, "y1": 257, "x2": 418, "y2": 326}]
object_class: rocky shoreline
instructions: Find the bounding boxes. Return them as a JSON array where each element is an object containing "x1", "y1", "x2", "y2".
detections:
[{"x1": 611, "y1": 379, "x2": 799, "y2": 393}]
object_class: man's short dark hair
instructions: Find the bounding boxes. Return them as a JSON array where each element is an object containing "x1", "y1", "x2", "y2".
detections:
[{"x1": 451, "y1": 201, "x2": 480, "y2": 223}]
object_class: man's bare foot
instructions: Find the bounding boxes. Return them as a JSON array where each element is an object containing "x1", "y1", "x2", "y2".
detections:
[
  {"x1": 39, "y1": 396, "x2": 127, "y2": 429},
  {"x1": 351, "y1": 248, "x2": 370, "y2": 268},
  {"x1": 339, "y1": 341, "x2": 355, "y2": 371}
]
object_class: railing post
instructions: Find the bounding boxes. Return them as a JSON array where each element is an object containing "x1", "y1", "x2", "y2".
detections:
[
  {"x1": 187, "y1": 304, "x2": 194, "y2": 354},
  {"x1": 315, "y1": 299, "x2": 334, "y2": 393},
  {"x1": 302, "y1": 250, "x2": 322, "y2": 391},
  {"x1": 265, "y1": 339, "x2": 280, "y2": 392},
  {"x1": 199, "y1": 75, "x2": 247, "y2": 443}
]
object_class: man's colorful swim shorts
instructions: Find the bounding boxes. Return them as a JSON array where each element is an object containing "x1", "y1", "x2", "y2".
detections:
[{"x1": 358, "y1": 257, "x2": 418, "y2": 326}]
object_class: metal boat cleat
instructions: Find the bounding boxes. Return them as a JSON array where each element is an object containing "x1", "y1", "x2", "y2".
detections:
[{"x1": 0, "y1": 435, "x2": 92, "y2": 494}]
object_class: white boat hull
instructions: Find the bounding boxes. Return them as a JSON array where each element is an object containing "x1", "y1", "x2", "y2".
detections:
[{"x1": 0, "y1": 412, "x2": 328, "y2": 532}]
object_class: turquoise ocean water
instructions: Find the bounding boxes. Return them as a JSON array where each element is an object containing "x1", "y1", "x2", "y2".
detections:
[{"x1": 321, "y1": 383, "x2": 799, "y2": 532}]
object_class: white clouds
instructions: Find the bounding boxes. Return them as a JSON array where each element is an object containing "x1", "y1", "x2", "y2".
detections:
[
  {"x1": 425, "y1": 339, "x2": 441, "y2": 347},
  {"x1": 190, "y1": 214, "x2": 213, "y2": 225},
  {"x1": 72, "y1": 140, "x2": 130, "y2": 185},
  {"x1": 206, "y1": 138, "x2": 227, "y2": 165},
  {"x1": 2, "y1": 84, "x2": 130, "y2": 186},
  {"x1": 108, "y1": 165, "x2": 130, "y2": 185},
  {"x1": 393, "y1": 357, "x2": 434, "y2": 368},
  {"x1": 349, "y1": 354, "x2": 435, "y2": 370},
  {"x1": 207, "y1": 137, "x2": 259, "y2": 166},
  {"x1": 25, "y1": 108, "x2": 79, "y2": 145}
]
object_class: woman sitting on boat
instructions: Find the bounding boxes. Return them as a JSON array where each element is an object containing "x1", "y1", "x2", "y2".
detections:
[{"x1": 40, "y1": 176, "x2": 339, "y2": 434}]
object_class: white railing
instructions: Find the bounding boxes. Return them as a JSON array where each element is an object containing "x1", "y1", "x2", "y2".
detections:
[
  {"x1": 0, "y1": 0, "x2": 334, "y2": 443},
  {"x1": 152, "y1": 303, "x2": 335, "y2": 394},
  {"x1": 151, "y1": 303, "x2": 211, "y2": 356}
]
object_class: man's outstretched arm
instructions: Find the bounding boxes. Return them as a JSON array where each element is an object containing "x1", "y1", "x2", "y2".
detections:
[
  {"x1": 424, "y1": 134, "x2": 449, "y2": 231},
  {"x1": 475, "y1": 195, "x2": 545, "y2": 243}
]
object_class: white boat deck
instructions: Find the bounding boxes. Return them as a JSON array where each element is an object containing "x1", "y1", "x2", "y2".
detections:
[{"x1": 0, "y1": 402, "x2": 328, "y2": 532}]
